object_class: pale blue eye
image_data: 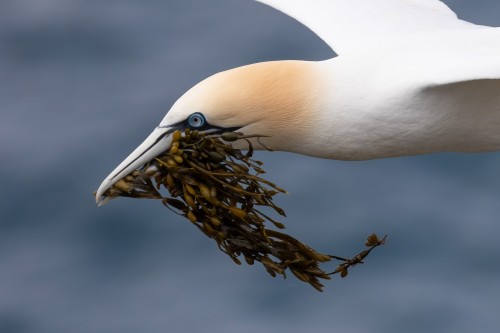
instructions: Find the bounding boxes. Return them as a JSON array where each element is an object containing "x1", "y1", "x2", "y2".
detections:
[{"x1": 188, "y1": 113, "x2": 205, "y2": 128}]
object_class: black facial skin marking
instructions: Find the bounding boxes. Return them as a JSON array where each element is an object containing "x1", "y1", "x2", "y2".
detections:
[{"x1": 165, "y1": 113, "x2": 242, "y2": 133}]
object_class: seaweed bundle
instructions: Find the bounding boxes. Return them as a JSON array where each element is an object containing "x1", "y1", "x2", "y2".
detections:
[{"x1": 99, "y1": 129, "x2": 385, "y2": 291}]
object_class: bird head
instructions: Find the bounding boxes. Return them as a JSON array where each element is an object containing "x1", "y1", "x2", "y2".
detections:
[{"x1": 95, "y1": 60, "x2": 325, "y2": 204}]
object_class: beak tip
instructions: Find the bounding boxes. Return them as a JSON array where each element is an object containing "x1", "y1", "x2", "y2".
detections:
[
  {"x1": 97, "y1": 196, "x2": 109, "y2": 206},
  {"x1": 95, "y1": 180, "x2": 111, "y2": 206}
]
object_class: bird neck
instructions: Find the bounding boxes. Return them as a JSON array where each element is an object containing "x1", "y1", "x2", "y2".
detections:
[
  {"x1": 278, "y1": 59, "x2": 438, "y2": 160},
  {"x1": 297, "y1": 59, "x2": 500, "y2": 160}
]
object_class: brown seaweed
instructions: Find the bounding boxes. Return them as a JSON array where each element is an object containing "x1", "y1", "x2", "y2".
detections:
[{"x1": 98, "y1": 129, "x2": 385, "y2": 291}]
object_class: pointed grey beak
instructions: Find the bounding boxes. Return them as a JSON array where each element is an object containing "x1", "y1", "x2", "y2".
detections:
[{"x1": 95, "y1": 126, "x2": 174, "y2": 206}]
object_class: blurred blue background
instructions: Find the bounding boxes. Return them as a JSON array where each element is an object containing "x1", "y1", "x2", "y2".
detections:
[{"x1": 2, "y1": 1, "x2": 500, "y2": 332}]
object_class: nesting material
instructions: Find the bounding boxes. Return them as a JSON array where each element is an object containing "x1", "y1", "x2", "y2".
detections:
[{"x1": 99, "y1": 129, "x2": 385, "y2": 291}]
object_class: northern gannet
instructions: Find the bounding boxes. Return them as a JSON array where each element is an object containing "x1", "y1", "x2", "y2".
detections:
[{"x1": 96, "y1": 0, "x2": 500, "y2": 204}]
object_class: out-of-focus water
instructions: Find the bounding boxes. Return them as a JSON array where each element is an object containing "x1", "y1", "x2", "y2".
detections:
[{"x1": 1, "y1": 1, "x2": 500, "y2": 332}]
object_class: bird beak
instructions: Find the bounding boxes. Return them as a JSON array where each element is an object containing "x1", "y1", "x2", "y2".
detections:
[{"x1": 95, "y1": 126, "x2": 174, "y2": 206}]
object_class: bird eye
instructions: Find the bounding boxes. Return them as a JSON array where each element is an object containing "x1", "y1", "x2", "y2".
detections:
[{"x1": 187, "y1": 113, "x2": 206, "y2": 128}]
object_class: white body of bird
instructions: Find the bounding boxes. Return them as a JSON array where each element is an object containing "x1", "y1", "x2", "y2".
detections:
[{"x1": 96, "y1": 0, "x2": 500, "y2": 204}]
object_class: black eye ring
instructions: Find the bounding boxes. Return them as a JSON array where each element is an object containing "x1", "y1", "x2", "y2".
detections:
[{"x1": 187, "y1": 113, "x2": 206, "y2": 128}]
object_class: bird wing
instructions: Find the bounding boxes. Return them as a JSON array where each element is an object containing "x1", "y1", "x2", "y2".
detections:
[
  {"x1": 254, "y1": 0, "x2": 481, "y2": 55},
  {"x1": 255, "y1": 0, "x2": 500, "y2": 87}
]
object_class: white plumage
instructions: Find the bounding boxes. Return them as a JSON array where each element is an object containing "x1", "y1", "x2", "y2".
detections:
[
  {"x1": 256, "y1": 0, "x2": 479, "y2": 54},
  {"x1": 96, "y1": 0, "x2": 500, "y2": 204}
]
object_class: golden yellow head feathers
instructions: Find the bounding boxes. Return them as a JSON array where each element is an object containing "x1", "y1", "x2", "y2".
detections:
[{"x1": 162, "y1": 60, "x2": 326, "y2": 152}]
